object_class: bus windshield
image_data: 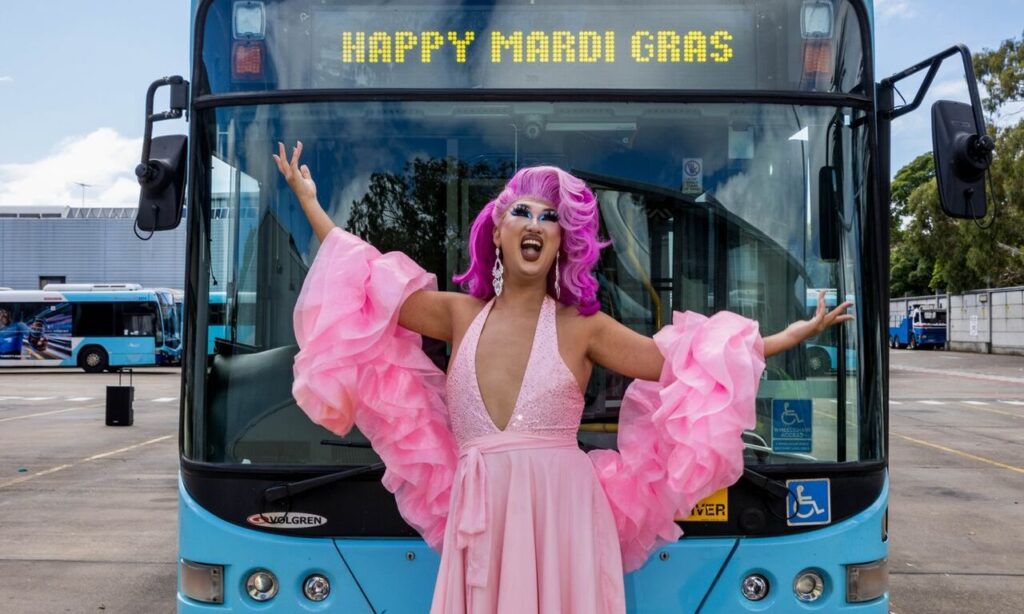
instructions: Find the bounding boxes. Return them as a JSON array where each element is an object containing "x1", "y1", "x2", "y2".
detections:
[{"x1": 187, "y1": 99, "x2": 881, "y2": 468}]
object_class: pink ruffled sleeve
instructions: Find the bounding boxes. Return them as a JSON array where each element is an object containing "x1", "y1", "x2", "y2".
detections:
[
  {"x1": 588, "y1": 310, "x2": 765, "y2": 572},
  {"x1": 292, "y1": 227, "x2": 458, "y2": 551}
]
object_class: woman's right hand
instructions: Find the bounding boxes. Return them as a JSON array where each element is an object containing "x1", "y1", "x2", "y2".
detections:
[
  {"x1": 273, "y1": 141, "x2": 317, "y2": 204},
  {"x1": 273, "y1": 140, "x2": 336, "y2": 242}
]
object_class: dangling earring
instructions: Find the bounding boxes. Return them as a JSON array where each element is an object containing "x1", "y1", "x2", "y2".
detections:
[
  {"x1": 554, "y1": 252, "x2": 561, "y2": 300},
  {"x1": 492, "y1": 247, "x2": 504, "y2": 297}
]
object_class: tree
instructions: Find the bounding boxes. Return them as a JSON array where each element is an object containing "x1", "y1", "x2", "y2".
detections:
[
  {"x1": 974, "y1": 32, "x2": 1024, "y2": 116},
  {"x1": 345, "y1": 157, "x2": 514, "y2": 280}
]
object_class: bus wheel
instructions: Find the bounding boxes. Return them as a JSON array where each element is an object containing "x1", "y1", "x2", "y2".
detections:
[
  {"x1": 889, "y1": 336, "x2": 897, "y2": 349},
  {"x1": 807, "y1": 347, "x2": 829, "y2": 376},
  {"x1": 79, "y1": 347, "x2": 109, "y2": 373}
]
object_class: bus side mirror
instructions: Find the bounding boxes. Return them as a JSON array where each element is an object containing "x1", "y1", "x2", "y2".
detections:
[
  {"x1": 931, "y1": 100, "x2": 994, "y2": 219},
  {"x1": 135, "y1": 76, "x2": 190, "y2": 233},
  {"x1": 818, "y1": 166, "x2": 840, "y2": 261},
  {"x1": 137, "y1": 135, "x2": 188, "y2": 231}
]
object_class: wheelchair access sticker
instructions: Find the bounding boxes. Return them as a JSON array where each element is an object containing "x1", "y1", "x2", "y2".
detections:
[
  {"x1": 772, "y1": 399, "x2": 813, "y2": 453},
  {"x1": 786, "y1": 478, "x2": 831, "y2": 527}
]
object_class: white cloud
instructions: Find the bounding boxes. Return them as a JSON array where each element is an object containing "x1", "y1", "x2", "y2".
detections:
[
  {"x1": 932, "y1": 78, "x2": 968, "y2": 99},
  {"x1": 0, "y1": 128, "x2": 142, "y2": 207},
  {"x1": 876, "y1": 0, "x2": 916, "y2": 19},
  {"x1": 0, "y1": 76, "x2": 13, "y2": 82}
]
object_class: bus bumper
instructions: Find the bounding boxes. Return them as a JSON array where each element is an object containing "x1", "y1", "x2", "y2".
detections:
[
  {"x1": 178, "y1": 475, "x2": 888, "y2": 612},
  {"x1": 628, "y1": 475, "x2": 890, "y2": 612},
  {"x1": 177, "y1": 477, "x2": 381, "y2": 613}
]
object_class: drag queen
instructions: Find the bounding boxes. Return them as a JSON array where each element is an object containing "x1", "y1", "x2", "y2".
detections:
[{"x1": 274, "y1": 142, "x2": 851, "y2": 613}]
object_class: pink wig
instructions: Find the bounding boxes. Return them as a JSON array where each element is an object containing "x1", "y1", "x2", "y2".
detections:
[{"x1": 453, "y1": 166, "x2": 607, "y2": 315}]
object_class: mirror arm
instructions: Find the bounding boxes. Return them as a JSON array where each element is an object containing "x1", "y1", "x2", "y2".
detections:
[
  {"x1": 137, "y1": 76, "x2": 190, "y2": 182},
  {"x1": 880, "y1": 44, "x2": 986, "y2": 136}
]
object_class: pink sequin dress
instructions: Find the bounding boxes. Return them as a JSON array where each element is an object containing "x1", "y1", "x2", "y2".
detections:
[{"x1": 292, "y1": 228, "x2": 765, "y2": 613}]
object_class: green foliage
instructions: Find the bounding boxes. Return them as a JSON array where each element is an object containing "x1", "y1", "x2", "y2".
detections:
[
  {"x1": 345, "y1": 157, "x2": 514, "y2": 280},
  {"x1": 889, "y1": 36, "x2": 1024, "y2": 296},
  {"x1": 889, "y1": 152, "x2": 934, "y2": 242},
  {"x1": 974, "y1": 32, "x2": 1024, "y2": 115}
]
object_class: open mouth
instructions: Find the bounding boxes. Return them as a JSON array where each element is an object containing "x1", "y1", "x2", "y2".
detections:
[{"x1": 520, "y1": 235, "x2": 543, "y2": 262}]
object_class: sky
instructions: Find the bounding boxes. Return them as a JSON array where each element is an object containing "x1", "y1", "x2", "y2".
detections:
[{"x1": 0, "y1": 0, "x2": 1022, "y2": 207}]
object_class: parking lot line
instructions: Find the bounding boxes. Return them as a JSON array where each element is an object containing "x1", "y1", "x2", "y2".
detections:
[
  {"x1": 0, "y1": 435, "x2": 173, "y2": 490},
  {"x1": 0, "y1": 464, "x2": 74, "y2": 489},
  {"x1": 894, "y1": 434, "x2": 1024, "y2": 475},
  {"x1": 0, "y1": 403, "x2": 104, "y2": 423},
  {"x1": 83, "y1": 435, "x2": 174, "y2": 461},
  {"x1": 955, "y1": 403, "x2": 1024, "y2": 419}
]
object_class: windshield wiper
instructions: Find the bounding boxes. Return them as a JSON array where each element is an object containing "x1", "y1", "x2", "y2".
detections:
[
  {"x1": 742, "y1": 467, "x2": 792, "y2": 500},
  {"x1": 262, "y1": 440, "x2": 382, "y2": 503}
]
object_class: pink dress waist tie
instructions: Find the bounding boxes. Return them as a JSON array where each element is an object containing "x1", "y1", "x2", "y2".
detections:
[{"x1": 454, "y1": 432, "x2": 578, "y2": 588}]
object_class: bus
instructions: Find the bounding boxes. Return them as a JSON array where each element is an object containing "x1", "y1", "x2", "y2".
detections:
[
  {"x1": 803, "y1": 289, "x2": 858, "y2": 376},
  {"x1": 0, "y1": 288, "x2": 181, "y2": 371},
  {"x1": 205, "y1": 291, "x2": 256, "y2": 355},
  {"x1": 147, "y1": 1, "x2": 993, "y2": 611}
]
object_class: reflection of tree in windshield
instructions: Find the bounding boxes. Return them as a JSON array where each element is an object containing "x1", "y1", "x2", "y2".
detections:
[{"x1": 345, "y1": 157, "x2": 513, "y2": 275}]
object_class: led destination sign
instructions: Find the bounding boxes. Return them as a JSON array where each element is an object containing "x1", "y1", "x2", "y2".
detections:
[
  {"x1": 337, "y1": 29, "x2": 735, "y2": 66},
  {"x1": 311, "y1": 6, "x2": 755, "y2": 89}
]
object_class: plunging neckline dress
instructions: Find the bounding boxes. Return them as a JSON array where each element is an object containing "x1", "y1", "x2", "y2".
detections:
[
  {"x1": 292, "y1": 228, "x2": 765, "y2": 613},
  {"x1": 431, "y1": 296, "x2": 624, "y2": 612}
]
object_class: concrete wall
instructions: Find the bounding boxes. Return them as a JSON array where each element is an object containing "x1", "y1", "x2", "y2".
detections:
[
  {"x1": 891, "y1": 288, "x2": 1024, "y2": 356},
  {"x1": 0, "y1": 210, "x2": 186, "y2": 290},
  {"x1": 948, "y1": 288, "x2": 1024, "y2": 356}
]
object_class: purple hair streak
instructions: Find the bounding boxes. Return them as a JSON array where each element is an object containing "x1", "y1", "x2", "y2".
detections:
[{"x1": 453, "y1": 166, "x2": 607, "y2": 315}]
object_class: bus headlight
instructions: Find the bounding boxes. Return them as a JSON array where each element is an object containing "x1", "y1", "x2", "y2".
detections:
[
  {"x1": 180, "y1": 559, "x2": 223, "y2": 604},
  {"x1": 246, "y1": 569, "x2": 279, "y2": 601},
  {"x1": 233, "y1": 1, "x2": 265, "y2": 40},
  {"x1": 303, "y1": 574, "x2": 331, "y2": 601},
  {"x1": 793, "y1": 569, "x2": 825, "y2": 602},
  {"x1": 801, "y1": 0, "x2": 834, "y2": 39},
  {"x1": 847, "y1": 558, "x2": 888, "y2": 603},
  {"x1": 741, "y1": 574, "x2": 770, "y2": 601}
]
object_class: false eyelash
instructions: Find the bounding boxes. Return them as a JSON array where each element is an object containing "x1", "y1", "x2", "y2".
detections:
[
  {"x1": 510, "y1": 204, "x2": 532, "y2": 218},
  {"x1": 539, "y1": 210, "x2": 560, "y2": 223}
]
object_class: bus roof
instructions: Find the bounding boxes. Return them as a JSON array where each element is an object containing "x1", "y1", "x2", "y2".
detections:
[
  {"x1": 43, "y1": 283, "x2": 143, "y2": 291},
  {"x1": 0, "y1": 289, "x2": 165, "y2": 302}
]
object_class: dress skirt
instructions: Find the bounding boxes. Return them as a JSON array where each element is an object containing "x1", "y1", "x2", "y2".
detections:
[{"x1": 430, "y1": 433, "x2": 625, "y2": 614}]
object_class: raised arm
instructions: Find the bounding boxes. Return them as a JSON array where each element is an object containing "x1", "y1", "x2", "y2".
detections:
[
  {"x1": 273, "y1": 141, "x2": 335, "y2": 243},
  {"x1": 587, "y1": 290, "x2": 853, "y2": 382},
  {"x1": 762, "y1": 290, "x2": 854, "y2": 357},
  {"x1": 274, "y1": 141, "x2": 462, "y2": 342}
]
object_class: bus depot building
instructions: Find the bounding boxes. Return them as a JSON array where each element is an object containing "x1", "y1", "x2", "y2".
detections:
[{"x1": 0, "y1": 205, "x2": 185, "y2": 290}]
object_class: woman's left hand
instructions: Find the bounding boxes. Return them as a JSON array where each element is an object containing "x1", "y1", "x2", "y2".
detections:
[{"x1": 763, "y1": 290, "x2": 854, "y2": 358}]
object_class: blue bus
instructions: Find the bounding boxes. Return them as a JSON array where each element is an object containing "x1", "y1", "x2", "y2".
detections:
[
  {"x1": 804, "y1": 289, "x2": 858, "y2": 376},
  {"x1": 150, "y1": 0, "x2": 992, "y2": 611},
  {"x1": 0, "y1": 288, "x2": 181, "y2": 371},
  {"x1": 206, "y1": 291, "x2": 256, "y2": 355}
]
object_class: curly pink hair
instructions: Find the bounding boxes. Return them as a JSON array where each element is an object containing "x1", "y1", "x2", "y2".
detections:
[{"x1": 453, "y1": 166, "x2": 607, "y2": 315}]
